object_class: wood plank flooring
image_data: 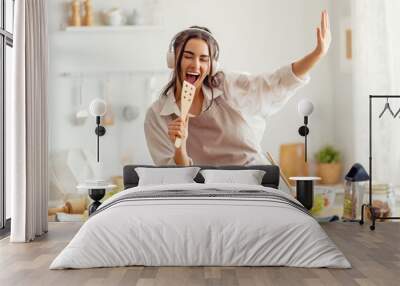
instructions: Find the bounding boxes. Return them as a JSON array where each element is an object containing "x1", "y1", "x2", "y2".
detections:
[{"x1": 0, "y1": 222, "x2": 399, "y2": 286}]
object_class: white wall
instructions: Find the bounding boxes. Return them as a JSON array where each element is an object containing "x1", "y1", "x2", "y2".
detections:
[
  {"x1": 48, "y1": 0, "x2": 340, "y2": 183},
  {"x1": 330, "y1": 0, "x2": 353, "y2": 175}
]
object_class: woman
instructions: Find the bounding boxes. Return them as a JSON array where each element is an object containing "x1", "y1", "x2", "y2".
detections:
[{"x1": 145, "y1": 11, "x2": 331, "y2": 166}]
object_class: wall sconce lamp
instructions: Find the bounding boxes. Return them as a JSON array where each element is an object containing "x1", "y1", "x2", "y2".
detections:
[
  {"x1": 298, "y1": 99, "x2": 314, "y2": 162},
  {"x1": 89, "y1": 98, "x2": 107, "y2": 162}
]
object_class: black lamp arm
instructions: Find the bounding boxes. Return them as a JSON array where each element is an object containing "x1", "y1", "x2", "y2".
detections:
[
  {"x1": 298, "y1": 116, "x2": 309, "y2": 162},
  {"x1": 94, "y1": 116, "x2": 106, "y2": 162}
]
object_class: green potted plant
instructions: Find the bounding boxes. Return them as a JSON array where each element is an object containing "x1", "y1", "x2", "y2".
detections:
[{"x1": 315, "y1": 145, "x2": 342, "y2": 185}]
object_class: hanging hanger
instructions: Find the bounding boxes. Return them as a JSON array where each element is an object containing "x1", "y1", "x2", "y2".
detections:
[
  {"x1": 379, "y1": 97, "x2": 395, "y2": 118},
  {"x1": 394, "y1": 105, "x2": 400, "y2": 118}
]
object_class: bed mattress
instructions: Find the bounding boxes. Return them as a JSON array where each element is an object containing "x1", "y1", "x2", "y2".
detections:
[{"x1": 50, "y1": 183, "x2": 351, "y2": 269}]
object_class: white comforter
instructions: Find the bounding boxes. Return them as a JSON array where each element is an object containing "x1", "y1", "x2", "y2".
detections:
[{"x1": 50, "y1": 183, "x2": 351, "y2": 269}]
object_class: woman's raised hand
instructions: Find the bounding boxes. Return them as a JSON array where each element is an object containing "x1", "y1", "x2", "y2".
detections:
[
  {"x1": 316, "y1": 10, "x2": 331, "y2": 57},
  {"x1": 168, "y1": 116, "x2": 189, "y2": 147},
  {"x1": 292, "y1": 10, "x2": 332, "y2": 77}
]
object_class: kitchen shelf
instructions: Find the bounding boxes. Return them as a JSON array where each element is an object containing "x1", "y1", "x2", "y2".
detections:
[
  {"x1": 59, "y1": 69, "x2": 169, "y2": 79},
  {"x1": 63, "y1": 25, "x2": 163, "y2": 33}
]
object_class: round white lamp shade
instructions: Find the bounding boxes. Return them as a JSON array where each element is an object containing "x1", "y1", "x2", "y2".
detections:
[
  {"x1": 89, "y1": 98, "x2": 107, "y2": 117},
  {"x1": 297, "y1": 99, "x2": 314, "y2": 116}
]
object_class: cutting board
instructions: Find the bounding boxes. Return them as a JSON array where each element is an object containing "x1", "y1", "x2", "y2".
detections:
[{"x1": 279, "y1": 143, "x2": 309, "y2": 186}]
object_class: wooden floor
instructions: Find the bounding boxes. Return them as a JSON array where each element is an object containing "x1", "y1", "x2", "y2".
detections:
[{"x1": 0, "y1": 222, "x2": 399, "y2": 286}]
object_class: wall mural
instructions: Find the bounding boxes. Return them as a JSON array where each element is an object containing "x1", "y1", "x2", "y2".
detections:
[{"x1": 48, "y1": 0, "x2": 342, "y2": 222}]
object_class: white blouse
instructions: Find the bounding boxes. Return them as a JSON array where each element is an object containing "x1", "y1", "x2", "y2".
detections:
[{"x1": 144, "y1": 64, "x2": 310, "y2": 166}]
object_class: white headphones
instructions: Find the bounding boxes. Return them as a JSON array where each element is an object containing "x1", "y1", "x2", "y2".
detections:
[{"x1": 166, "y1": 27, "x2": 220, "y2": 76}]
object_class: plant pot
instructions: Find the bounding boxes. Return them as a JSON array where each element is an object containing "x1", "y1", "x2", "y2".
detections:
[{"x1": 316, "y1": 163, "x2": 342, "y2": 185}]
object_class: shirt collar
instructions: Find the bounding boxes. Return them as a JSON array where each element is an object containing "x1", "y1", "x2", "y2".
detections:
[
  {"x1": 159, "y1": 89, "x2": 181, "y2": 116},
  {"x1": 159, "y1": 84, "x2": 224, "y2": 117}
]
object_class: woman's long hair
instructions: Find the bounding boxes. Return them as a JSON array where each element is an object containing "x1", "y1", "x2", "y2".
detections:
[{"x1": 161, "y1": 26, "x2": 221, "y2": 111}]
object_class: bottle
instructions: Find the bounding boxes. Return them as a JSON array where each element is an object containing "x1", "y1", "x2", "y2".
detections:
[
  {"x1": 82, "y1": 0, "x2": 93, "y2": 26},
  {"x1": 342, "y1": 163, "x2": 370, "y2": 221},
  {"x1": 70, "y1": 0, "x2": 81, "y2": 26},
  {"x1": 342, "y1": 180, "x2": 365, "y2": 220}
]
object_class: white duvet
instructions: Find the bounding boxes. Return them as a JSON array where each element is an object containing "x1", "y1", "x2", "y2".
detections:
[{"x1": 50, "y1": 183, "x2": 351, "y2": 269}]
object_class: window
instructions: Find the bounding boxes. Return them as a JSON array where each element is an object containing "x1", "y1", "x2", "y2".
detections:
[
  {"x1": 0, "y1": 0, "x2": 14, "y2": 235},
  {"x1": 5, "y1": 0, "x2": 13, "y2": 33}
]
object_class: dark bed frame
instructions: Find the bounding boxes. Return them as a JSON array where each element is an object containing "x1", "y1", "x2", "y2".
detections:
[{"x1": 123, "y1": 165, "x2": 280, "y2": 189}]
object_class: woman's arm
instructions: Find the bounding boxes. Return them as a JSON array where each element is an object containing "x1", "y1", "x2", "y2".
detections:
[
  {"x1": 222, "y1": 11, "x2": 330, "y2": 117},
  {"x1": 292, "y1": 10, "x2": 331, "y2": 78},
  {"x1": 174, "y1": 145, "x2": 191, "y2": 166},
  {"x1": 145, "y1": 108, "x2": 192, "y2": 166},
  {"x1": 168, "y1": 117, "x2": 191, "y2": 166}
]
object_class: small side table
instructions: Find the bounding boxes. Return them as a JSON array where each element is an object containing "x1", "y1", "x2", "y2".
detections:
[
  {"x1": 77, "y1": 183, "x2": 116, "y2": 215},
  {"x1": 289, "y1": 176, "x2": 321, "y2": 210}
]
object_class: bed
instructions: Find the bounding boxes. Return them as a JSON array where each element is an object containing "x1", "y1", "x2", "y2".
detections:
[{"x1": 50, "y1": 165, "x2": 350, "y2": 269}]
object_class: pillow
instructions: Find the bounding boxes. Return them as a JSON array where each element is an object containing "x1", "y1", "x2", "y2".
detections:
[
  {"x1": 135, "y1": 167, "x2": 200, "y2": 186},
  {"x1": 200, "y1": 169, "x2": 266, "y2": 185}
]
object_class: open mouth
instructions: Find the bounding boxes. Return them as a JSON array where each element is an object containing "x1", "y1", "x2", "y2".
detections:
[{"x1": 185, "y1": 72, "x2": 200, "y2": 84}]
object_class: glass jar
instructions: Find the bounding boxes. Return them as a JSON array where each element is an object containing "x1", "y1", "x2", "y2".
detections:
[
  {"x1": 342, "y1": 181, "x2": 365, "y2": 220},
  {"x1": 363, "y1": 183, "x2": 395, "y2": 222}
]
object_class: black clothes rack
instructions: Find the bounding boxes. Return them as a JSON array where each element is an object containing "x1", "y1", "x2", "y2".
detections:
[{"x1": 360, "y1": 95, "x2": 400, "y2": 230}]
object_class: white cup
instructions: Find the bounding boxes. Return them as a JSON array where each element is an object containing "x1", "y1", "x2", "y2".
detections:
[{"x1": 104, "y1": 8, "x2": 125, "y2": 26}]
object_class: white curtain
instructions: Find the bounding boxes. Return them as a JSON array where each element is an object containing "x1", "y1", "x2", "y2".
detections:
[
  {"x1": 8, "y1": 0, "x2": 49, "y2": 242},
  {"x1": 352, "y1": 0, "x2": 400, "y2": 185}
]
